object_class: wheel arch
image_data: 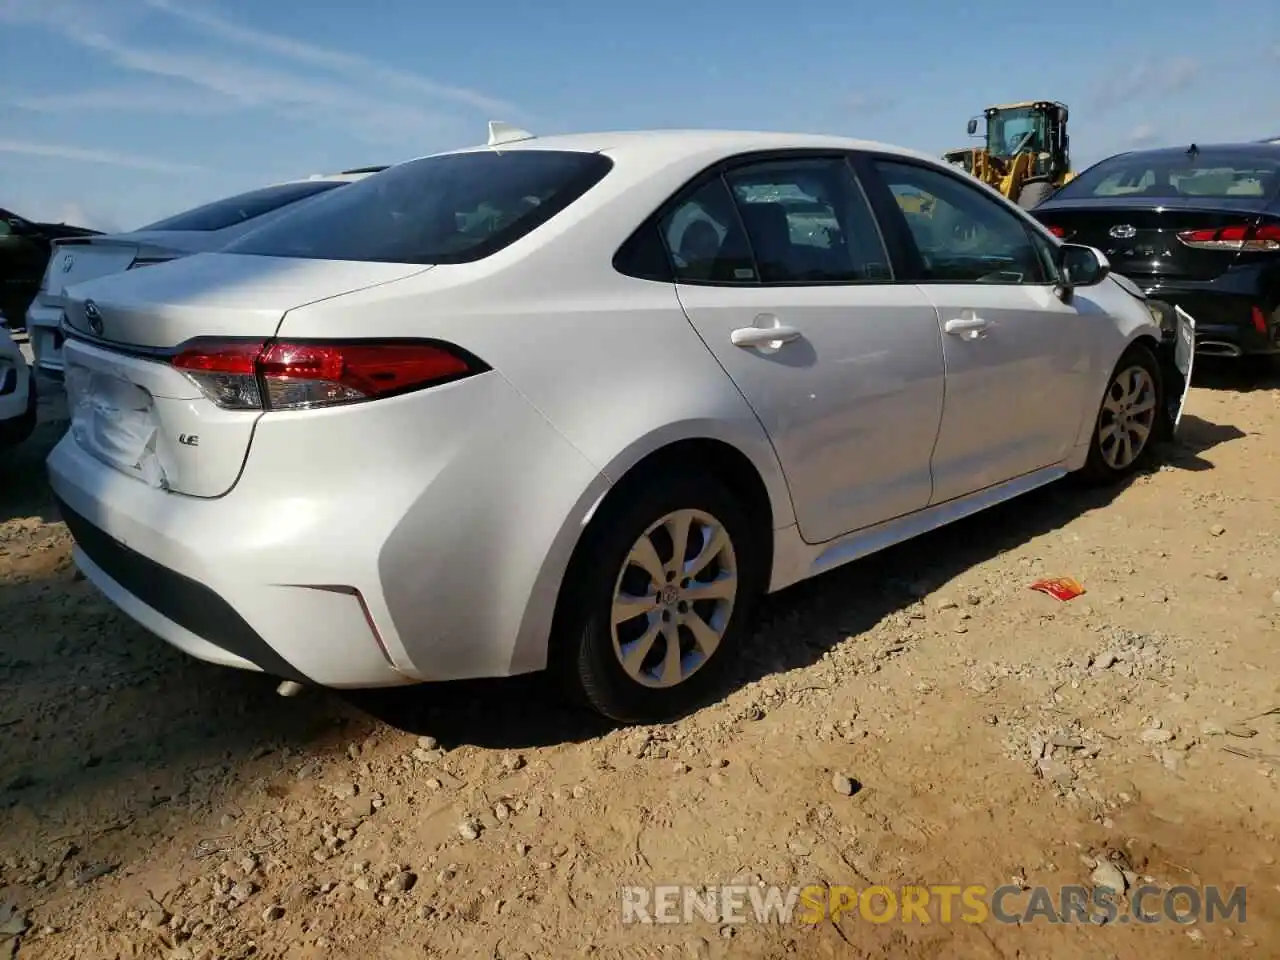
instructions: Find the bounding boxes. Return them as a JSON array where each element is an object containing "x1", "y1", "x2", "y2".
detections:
[{"x1": 509, "y1": 422, "x2": 790, "y2": 677}]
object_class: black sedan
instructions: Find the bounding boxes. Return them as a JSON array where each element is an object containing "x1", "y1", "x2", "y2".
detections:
[
  {"x1": 1030, "y1": 142, "x2": 1280, "y2": 359},
  {"x1": 0, "y1": 208, "x2": 100, "y2": 331}
]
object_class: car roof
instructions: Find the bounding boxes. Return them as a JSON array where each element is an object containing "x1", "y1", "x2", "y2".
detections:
[
  {"x1": 416, "y1": 128, "x2": 939, "y2": 167},
  {"x1": 1101, "y1": 142, "x2": 1280, "y2": 162},
  {"x1": 287, "y1": 168, "x2": 385, "y2": 185}
]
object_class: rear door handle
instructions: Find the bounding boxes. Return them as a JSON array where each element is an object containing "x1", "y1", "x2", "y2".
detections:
[
  {"x1": 943, "y1": 316, "x2": 990, "y2": 338},
  {"x1": 730, "y1": 325, "x2": 802, "y2": 348}
]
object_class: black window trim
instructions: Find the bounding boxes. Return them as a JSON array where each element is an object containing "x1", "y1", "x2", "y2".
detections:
[
  {"x1": 613, "y1": 147, "x2": 901, "y2": 288},
  {"x1": 852, "y1": 151, "x2": 1064, "y2": 287}
]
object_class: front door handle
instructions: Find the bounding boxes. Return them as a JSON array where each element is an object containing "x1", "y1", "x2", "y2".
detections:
[
  {"x1": 943, "y1": 316, "x2": 990, "y2": 339},
  {"x1": 730, "y1": 324, "x2": 802, "y2": 348}
]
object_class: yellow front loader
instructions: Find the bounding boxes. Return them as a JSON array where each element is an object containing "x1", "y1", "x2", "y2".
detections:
[{"x1": 952, "y1": 100, "x2": 1076, "y2": 208}]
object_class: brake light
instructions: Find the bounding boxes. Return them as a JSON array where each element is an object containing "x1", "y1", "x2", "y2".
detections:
[
  {"x1": 1044, "y1": 225, "x2": 1065, "y2": 238},
  {"x1": 1176, "y1": 223, "x2": 1280, "y2": 252},
  {"x1": 171, "y1": 339, "x2": 486, "y2": 411}
]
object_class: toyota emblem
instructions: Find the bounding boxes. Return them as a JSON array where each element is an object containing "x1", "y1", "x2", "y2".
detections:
[
  {"x1": 84, "y1": 300, "x2": 104, "y2": 336},
  {"x1": 1108, "y1": 224, "x2": 1137, "y2": 240},
  {"x1": 61, "y1": 254, "x2": 75, "y2": 272}
]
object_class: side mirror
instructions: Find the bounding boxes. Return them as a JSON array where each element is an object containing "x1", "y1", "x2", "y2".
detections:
[
  {"x1": 966, "y1": 118, "x2": 979, "y2": 136},
  {"x1": 1059, "y1": 243, "x2": 1110, "y2": 288}
]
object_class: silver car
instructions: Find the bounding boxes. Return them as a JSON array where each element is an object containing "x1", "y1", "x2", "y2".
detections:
[{"x1": 25, "y1": 168, "x2": 384, "y2": 378}]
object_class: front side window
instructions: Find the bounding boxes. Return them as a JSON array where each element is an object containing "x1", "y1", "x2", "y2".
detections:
[
  {"x1": 138, "y1": 181, "x2": 347, "y2": 232},
  {"x1": 226, "y1": 150, "x2": 613, "y2": 265},
  {"x1": 872, "y1": 160, "x2": 1049, "y2": 284}
]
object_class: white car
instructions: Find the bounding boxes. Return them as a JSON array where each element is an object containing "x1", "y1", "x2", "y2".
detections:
[
  {"x1": 46, "y1": 125, "x2": 1194, "y2": 722},
  {"x1": 0, "y1": 322, "x2": 37, "y2": 450},
  {"x1": 24, "y1": 167, "x2": 385, "y2": 379}
]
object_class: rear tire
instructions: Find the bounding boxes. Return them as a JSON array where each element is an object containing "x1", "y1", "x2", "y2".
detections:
[
  {"x1": 1076, "y1": 343, "x2": 1163, "y2": 485},
  {"x1": 553, "y1": 472, "x2": 765, "y2": 724},
  {"x1": 1016, "y1": 181, "x2": 1055, "y2": 209}
]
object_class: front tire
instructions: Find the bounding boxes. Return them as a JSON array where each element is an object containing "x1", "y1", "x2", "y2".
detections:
[
  {"x1": 1016, "y1": 181, "x2": 1055, "y2": 209},
  {"x1": 1077, "y1": 343, "x2": 1163, "y2": 485},
  {"x1": 554, "y1": 472, "x2": 764, "y2": 724}
]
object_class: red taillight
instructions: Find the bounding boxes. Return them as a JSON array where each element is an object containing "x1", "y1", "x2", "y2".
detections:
[
  {"x1": 171, "y1": 338, "x2": 485, "y2": 411},
  {"x1": 1252, "y1": 305, "x2": 1268, "y2": 334},
  {"x1": 1176, "y1": 223, "x2": 1280, "y2": 252},
  {"x1": 1044, "y1": 225, "x2": 1065, "y2": 238}
]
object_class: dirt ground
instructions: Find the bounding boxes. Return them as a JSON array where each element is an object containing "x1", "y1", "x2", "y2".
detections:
[{"x1": 2, "y1": 363, "x2": 1279, "y2": 960}]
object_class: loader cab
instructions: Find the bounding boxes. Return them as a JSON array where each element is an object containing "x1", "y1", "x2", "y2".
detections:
[
  {"x1": 969, "y1": 101, "x2": 1071, "y2": 181},
  {"x1": 943, "y1": 147, "x2": 976, "y2": 174}
]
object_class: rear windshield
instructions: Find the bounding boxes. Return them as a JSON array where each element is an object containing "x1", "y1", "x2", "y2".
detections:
[
  {"x1": 138, "y1": 180, "x2": 347, "y2": 232},
  {"x1": 223, "y1": 149, "x2": 614, "y2": 265},
  {"x1": 1055, "y1": 151, "x2": 1280, "y2": 201}
]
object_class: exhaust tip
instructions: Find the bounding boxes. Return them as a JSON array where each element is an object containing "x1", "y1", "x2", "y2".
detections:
[
  {"x1": 1197, "y1": 340, "x2": 1243, "y2": 358},
  {"x1": 276, "y1": 680, "x2": 304, "y2": 697}
]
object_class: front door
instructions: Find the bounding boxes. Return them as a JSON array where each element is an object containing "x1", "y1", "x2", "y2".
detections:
[
  {"x1": 862, "y1": 156, "x2": 1092, "y2": 504},
  {"x1": 663, "y1": 155, "x2": 946, "y2": 543}
]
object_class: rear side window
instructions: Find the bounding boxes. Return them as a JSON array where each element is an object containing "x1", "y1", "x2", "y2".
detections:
[
  {"x1": 649, "y1": 156, "x2": 891, "y2": 286},
  {"x1": 658, "y1": 178, "x2": 757, "y2": 283},
  {"x1": 225, "y1": 150, "x2": 613, "y2": 265},
  {"x1": 138, "y1": 181, "x2": 346, "y2": 232},
  {"x1": 1055, "y1": 151, "x2": 1280, "y2": 200},
  {"x1": 723, "y1": 157, "x2": 891, "y2": 282}
]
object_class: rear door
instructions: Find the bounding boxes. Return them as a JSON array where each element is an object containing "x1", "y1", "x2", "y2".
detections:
[
  {"x1": 858, "y1": 154, "x2": 1095, "y2": 503},
  {"x1": 665, "y1": 154, "x2": 946, "y2": 543}
]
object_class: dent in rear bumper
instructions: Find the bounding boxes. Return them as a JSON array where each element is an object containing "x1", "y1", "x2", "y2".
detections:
[
  {"x1": 56, "y1": 492, "x2": 307, "y2": 682},
  {"x1": 46, "y1": 369, "x2": 604, "y2": 686},
  {"x1": 47, "y1": 436, "x2": 414, "y2": 688}
]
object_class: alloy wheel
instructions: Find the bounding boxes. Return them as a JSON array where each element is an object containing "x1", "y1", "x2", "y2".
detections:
[
  {"x1": 610, "y1": 508, "x2": 738, "y2": 688},
  {"x1": 1099, "y1": 365, "x2": 1157, "y2": 470}
]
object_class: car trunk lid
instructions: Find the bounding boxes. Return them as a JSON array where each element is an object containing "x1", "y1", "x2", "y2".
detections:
[
  {"x1": 1032, "y1": 197, "x2": 1270, "y2": 282},
  {"x1": 30, "y1": 234, "x2": 184, "y2": 371},
  {"x1": 61, "y1": 252, "x2": 429, "y2": 497}
]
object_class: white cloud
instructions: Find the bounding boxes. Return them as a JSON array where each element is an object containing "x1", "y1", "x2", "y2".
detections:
[
  {"x1": 1129, "y1": 124, "x2": 1159, "y2": 146},
  {"x1": 142, "y1": 0, "x2": 522, "y2": 118},
  {"x1": 12, "y1": 84, "x2": 236, "y2": 114},
  {"x1": 0, "y1": 138, "x2": 205, "y2": 173},
  {"x1": 0, "y1": 0, "x2": 523, "y2": 148},
  {"x1": 66, "y1": 28, "x2": 455, "y2": 139},
  {"x1": 846, "y1": 92, "x2": 895, "y2": 116},
  {"x1": 52, "y1": 202, "x2": 123, "y2": 233},
  {"x1": 1090, "y1": 56, "x2": 1201, "y2": 111}
]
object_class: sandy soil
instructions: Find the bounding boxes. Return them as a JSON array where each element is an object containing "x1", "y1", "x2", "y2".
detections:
[{"x1": 2, "y1": 365, "x2": 1279, "y2": 959}]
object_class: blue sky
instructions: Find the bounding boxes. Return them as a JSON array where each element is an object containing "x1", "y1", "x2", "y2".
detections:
[{"x1": 3, "y1": 0, "x2": 1278, "y2": 232}]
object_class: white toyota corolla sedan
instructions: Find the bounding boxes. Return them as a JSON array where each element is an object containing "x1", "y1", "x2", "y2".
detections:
[{"x1": 46, "y1": 125, "x2": 1194, "y2": 722}]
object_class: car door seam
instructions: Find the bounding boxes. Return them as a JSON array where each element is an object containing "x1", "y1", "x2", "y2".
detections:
[
  {"x1": 671, "y1": 281, "x2": 803, "y2": 527},
  {"x1": 913, "y1": 283, "x2": 948, "y2": 507}
]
